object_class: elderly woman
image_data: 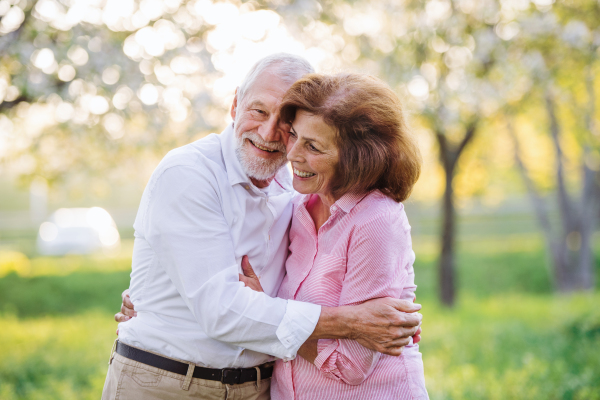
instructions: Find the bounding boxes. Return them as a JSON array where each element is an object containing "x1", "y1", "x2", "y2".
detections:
[{"x1": 241, "y1": 73, "x2": 428, "y2": 399}]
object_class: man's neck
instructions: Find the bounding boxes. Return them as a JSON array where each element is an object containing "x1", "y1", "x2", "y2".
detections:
[{"x1": 250, "y1": 177, "x2": 274, "y2": 188}]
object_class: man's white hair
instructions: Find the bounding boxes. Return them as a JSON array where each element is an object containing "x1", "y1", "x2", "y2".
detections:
[{"x1": 237, "y1": 53, "x2": 315, "y2": 102}]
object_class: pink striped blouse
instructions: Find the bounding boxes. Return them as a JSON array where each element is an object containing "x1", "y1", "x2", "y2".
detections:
[{"x1": 271, "y1": 190, "x2": 429, "y2": 400}]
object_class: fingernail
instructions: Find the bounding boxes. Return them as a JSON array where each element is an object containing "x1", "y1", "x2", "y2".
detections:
[{"x1": 414, "y1": 303, "x2": 422, "y2": 309}]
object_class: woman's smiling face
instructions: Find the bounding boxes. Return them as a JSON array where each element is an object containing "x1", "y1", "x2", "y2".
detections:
[{"x1": 286, "y1": 110, "x2": 340, "y2": 202}]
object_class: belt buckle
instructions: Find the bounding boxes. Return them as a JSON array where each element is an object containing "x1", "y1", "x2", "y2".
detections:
[{"x1": 221, "y1": 368, "x2": 242, "y2": 385}]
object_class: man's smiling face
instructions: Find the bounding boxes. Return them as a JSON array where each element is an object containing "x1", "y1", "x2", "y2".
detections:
[{"x1": 232, "y1": 68, "x2": 291, "y2": 185}]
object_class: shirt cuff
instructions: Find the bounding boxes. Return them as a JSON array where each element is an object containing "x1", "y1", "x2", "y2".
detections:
[
  {"x1": 274, "y1": 300, "x2": 321, "y2": 361},
  {"x1": 314, "y1": 339, "x2": 338, "y2": 371}
]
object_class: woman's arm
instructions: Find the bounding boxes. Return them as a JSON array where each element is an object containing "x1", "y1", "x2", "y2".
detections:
[{"x1": 313, "y1": 208, "x2": 416, "y2": 385}]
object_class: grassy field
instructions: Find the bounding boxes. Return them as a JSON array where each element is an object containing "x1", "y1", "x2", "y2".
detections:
[{"x1": 1, "y1": 232, "x2": 599, "y2": 399}]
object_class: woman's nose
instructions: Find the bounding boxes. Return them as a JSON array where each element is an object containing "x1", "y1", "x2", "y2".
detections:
[{"x1": 286, "y1": 140, "x2": 302, "y2": 162}]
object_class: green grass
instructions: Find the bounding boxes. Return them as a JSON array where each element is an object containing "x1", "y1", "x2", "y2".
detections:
[
  {"x1": 1, "y1": 291, "x2": 598, "y2": 400},
  {"x1": 421, "y1": 294, "x2": 600, "y2": 400},
  {"x1": 0, "y1": 231, "x2": 599, "y2": 399},
  {"x1": 0, "y1": 313, "x2": 114, "y2": 400},
  {"x1": 0, "y1": 271, "x2": 131, "y2": 317}
]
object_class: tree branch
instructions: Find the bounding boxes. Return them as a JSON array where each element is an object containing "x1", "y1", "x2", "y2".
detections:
[
  {"x1": 544, "y1": 88, "x2": 574, "y2": 230},
  {"x1": 507, "y1": 118, "x2": 556, "y2": 246},
  {"x1": 456, "y1": 119, "x2": 478, "y2": 157},
  {"x1": 0, "y1": 94, "x2": 31, "y2": 113}
]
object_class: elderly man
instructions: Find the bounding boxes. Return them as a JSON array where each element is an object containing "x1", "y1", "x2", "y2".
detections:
[{"x1": 103, "y1": 53, "x2": 422, "y2": 400}]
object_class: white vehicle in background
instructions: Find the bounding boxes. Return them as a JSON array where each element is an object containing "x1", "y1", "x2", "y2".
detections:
[{"x1": 36, "y1": 207, "x2": 121, "y2": 255}]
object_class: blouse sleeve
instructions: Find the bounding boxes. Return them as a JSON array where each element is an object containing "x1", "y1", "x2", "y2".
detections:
[{"x1": 313, "y1": 207, "x2": 416, "y2": 385}]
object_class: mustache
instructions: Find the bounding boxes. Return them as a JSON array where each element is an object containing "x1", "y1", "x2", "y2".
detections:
[{"x1": 240, "y1": 132, "x2": 286, "y2": 153}]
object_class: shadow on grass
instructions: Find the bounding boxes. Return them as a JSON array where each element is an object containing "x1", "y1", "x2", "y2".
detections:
[{"x1": 0, "y1": 271, "x2": 130, "y2": 317}]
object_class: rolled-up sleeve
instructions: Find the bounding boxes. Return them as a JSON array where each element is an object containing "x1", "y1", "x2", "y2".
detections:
[
  {"x1": 143, "y1": 162, "x2": 320, "y2": 360},
  {"x1": 313, "y1": 210, "x2": 414, "y2": 384}
]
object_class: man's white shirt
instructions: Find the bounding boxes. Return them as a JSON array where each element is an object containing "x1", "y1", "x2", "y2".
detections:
[{"x1": 118, "y1": 125, "x2": 321, "y2": 368}]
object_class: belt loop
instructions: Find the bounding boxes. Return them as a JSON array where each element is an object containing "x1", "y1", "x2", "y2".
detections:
[
  {"x1": 109, "y1": 339, "x2": 118, "y2": 365},
  {"x1": 255, "y1": 366, "x2": 261, "y2": 391},
  {"x1": 182, "y1": 363, "x2": 195, "y2": 391}
]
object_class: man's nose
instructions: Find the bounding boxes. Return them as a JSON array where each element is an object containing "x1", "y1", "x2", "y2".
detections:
[{"x1": 258, "y1": 115, "x2": 281, "y2": 143}]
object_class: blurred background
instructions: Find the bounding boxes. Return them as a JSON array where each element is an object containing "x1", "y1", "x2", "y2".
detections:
[{"x1": 1, "y1": 0, "x2": 599, "y2": 398}]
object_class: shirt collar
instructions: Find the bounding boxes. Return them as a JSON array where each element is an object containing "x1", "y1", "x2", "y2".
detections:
[
  {"x1": 220, "y1": 123, "x2": 294, "y2": 192},
  {"x1": 295, "y1": 191, "x2": 369, "y2": 214},
  {"x1": 332, "y1": 191, "x2": 369, "y2": 214}
]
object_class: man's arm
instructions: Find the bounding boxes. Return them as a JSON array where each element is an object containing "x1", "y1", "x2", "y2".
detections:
[
  {"x1": 239, "y1": 255, "x2": 422, "y2": 356},
  {"x1": 117, "y1": 290, "x2": 422, "y2": 355}
]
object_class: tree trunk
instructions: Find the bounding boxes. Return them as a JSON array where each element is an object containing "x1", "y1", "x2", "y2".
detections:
[
  {"x1": 435, "y1": 120, "x2": 478, "y2": 307},
  {"x1": 545, "y1": 89, "x2": 598, "y2": 292},
  {"x1": 508, "y1": 89, "x2": 599, "y2": 292},
  {"x1": 439, "y1": 168, "x2": 456, "y2": 306}
]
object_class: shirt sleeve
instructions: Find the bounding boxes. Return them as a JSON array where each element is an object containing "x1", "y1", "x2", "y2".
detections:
[
  {"x1": 142, "y1": 162, "x2": 321, "y2": 360},
  {"x1": 313, "y1": 209, "x2": 415, "y2": 385}
]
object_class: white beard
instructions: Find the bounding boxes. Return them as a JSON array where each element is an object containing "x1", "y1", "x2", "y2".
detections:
[{"x1": 235, "y1": 131, "x2": 287, "y2": 181}]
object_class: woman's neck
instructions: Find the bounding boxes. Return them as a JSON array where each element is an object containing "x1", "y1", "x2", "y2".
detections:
[{"x1": 306, "y1": 192, "x2": 337, "y2": 232}]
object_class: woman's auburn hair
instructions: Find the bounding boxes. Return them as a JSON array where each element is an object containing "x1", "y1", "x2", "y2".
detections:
[{"x1": 279, "y1": 73, "x2": 422, "y2": 203}]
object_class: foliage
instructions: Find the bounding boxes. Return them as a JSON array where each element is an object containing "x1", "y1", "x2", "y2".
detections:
[
  {"x1": 0, "y1": 0, "x2": 301, "y2": 186},
  {"x1": 0, "y1": 313, "x2": 114, "y2": 400},
  {"x1": 1, "y1": 0, "x2": 598, "y2": 306},
  {"x1": 0, "y1": 250, "x2": 31, "y2": 276},
  {"x1": 1, "y1": 286, "x2": 599, "y2": 399},
  {"x1": 421, "y1": 293, "x2": 600, "y2": 400},
  {"x1": 1, "y1": 227, "x2": 599, "y2": 399},
  {"x1": 0, "y1": 269, "x2": 130, "y2": 317}
]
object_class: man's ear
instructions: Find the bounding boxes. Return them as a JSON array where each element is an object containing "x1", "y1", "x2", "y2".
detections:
[{"x1": 230, "y1": 88, "x2": 239, "y2": 121}]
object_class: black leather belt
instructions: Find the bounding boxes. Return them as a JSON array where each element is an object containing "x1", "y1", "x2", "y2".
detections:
[{"x1": 115, "y1": 341, "x2": 273, "y2": 385}]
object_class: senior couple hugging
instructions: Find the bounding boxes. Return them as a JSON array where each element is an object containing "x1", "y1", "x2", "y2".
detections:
[{"x1": 102, "y1": 53, "x2": 429, "y2": 400}]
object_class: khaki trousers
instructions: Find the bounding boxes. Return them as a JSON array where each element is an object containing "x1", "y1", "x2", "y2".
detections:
[{"x1": 102, "y1": 351, "x2": 271, "y2": 400}]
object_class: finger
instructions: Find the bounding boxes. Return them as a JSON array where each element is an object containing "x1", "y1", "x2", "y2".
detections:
[
  {"x1": 412, "y1": 334, "x2": 421, "y2": 344},
  {"x1": 399, "y1": 312, "x2": 422, "y2": 327},
  {"x1": 116, "y1": 328, "x2": 119, "y2": 335},
  {"x1": 239, "y1": 274, "x2": 249, "y2": 286},
  {"x1": 391, "y1": 298, "x2": 421, "y2": 313},
  {"x1": 121, "y1": 288, "x2": 130, "y2": 302},
  {"x1": 241, "y1": 255, "x2": 257, "y2": 278},
  {"x1": 382, "y1": 325, "x2": 420, "y2": 346},
  {"x1": 121, "y1": 304, "x2": 136, "y2": 318},
  {"x1": 123, "y1": 294, "x2": 135, "y2": 311},
  {"x1": 114, "y1": 312, "x2": 131, "y2": 323},
  {"x1": 383, "y1": 335, "x2": 412, "y2": 349},
  {"x1": 378, "y1": 345, "x2": 404, "y2": 357}
]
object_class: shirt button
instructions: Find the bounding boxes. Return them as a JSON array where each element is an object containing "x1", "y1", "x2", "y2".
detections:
[{"x1": 244, "y1": 185, "x2": 250, "y2": 190}]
